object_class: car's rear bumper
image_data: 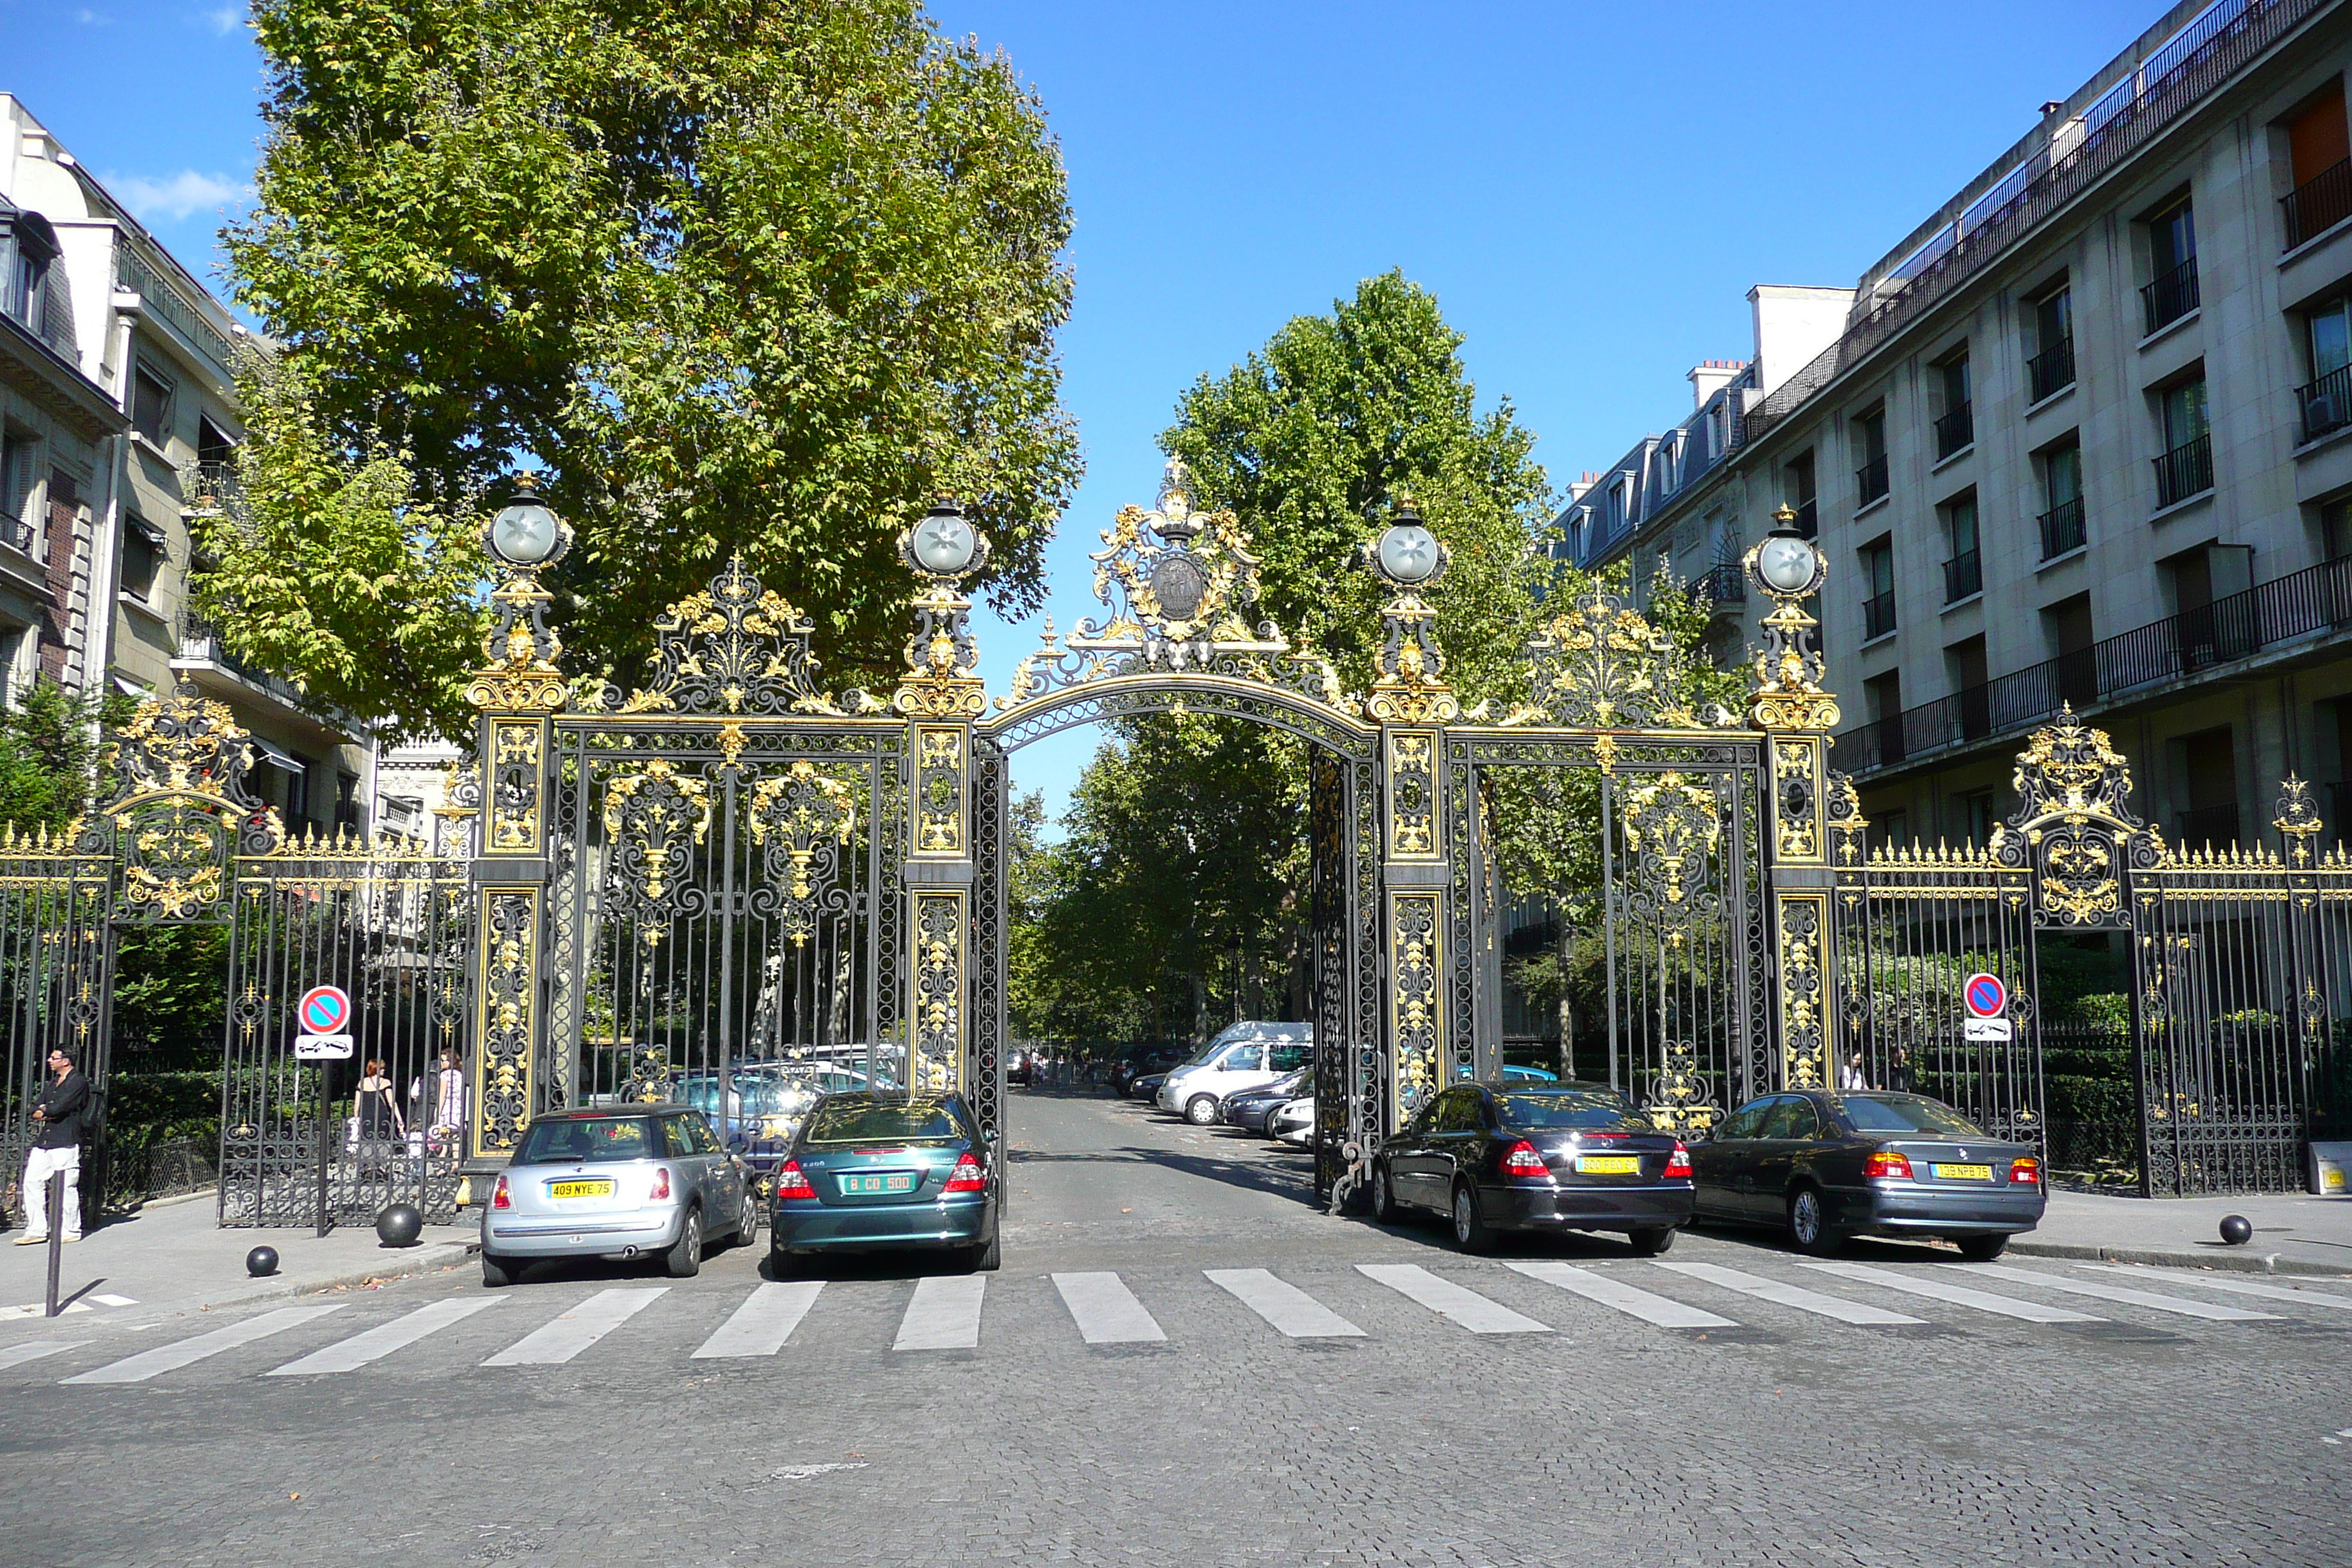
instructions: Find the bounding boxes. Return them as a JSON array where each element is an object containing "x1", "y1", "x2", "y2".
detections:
[
  {"x1": 1483, "y1": 1183, "x2": 1695, "y2": 1232},
  {"x1": 1834, "y1": 1185, "x2": 2046, "y2": 1236},
  {"x1": 482, "y1": 1207, "x2": 685, "y2": 1259},
  {"x1": 772, "y1": 1195, "x2": 995, "y2": 1253}
]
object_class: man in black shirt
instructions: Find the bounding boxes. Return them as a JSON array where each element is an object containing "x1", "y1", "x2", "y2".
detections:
[{"x1": 18, "y1": 1047, "x2": 89, "y2": 1244}]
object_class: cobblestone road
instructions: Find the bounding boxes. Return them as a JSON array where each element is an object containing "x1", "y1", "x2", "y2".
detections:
[{"x1": 1, "y1": 1090, "x2": 2345, "y2": 1568}]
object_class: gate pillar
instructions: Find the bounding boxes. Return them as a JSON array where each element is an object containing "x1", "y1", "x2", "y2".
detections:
[
  {"x1": 464, "y1": 479, "x2": 573, "y2": 1161},
  {"x1": 1746, "y1": 508, "x2": 1842, "y2": 1092},
  {"x1": 892, "y1": 502, "x2": 990, "y2": 1100}
]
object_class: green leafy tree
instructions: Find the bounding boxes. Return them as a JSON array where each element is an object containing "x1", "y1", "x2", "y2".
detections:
[
  {"x1": 213, "y1": 0, "x2": 1079, "y2": 741},
  {"x1": 0, "y1": 678, "x2": 112, "y2": 833}
]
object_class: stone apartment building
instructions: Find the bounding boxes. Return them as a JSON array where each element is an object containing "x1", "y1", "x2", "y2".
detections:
[
  {"x1": 1567, "y1": 0, "x2": 2352, "y2": 853},
  {"x1": 1, "y1": 94, "x2": 377, "y2": 836}
]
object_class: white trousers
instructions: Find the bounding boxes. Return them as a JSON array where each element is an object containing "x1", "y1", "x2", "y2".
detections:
[{"x1": 21, "y1": 1145, "x2": 80, "y2": 1240}]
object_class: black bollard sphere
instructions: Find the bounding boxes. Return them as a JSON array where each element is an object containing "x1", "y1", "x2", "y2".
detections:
[
  {"x1": 2218, "y1": 1213, "x2": 2253, "y2": 1246},
  {"x1": 246, "y1": 1245, "x2": 279, "y2": 1277},
  {"x1": 375, "y1": 1203, "x2": 424, "y2": 1248}
]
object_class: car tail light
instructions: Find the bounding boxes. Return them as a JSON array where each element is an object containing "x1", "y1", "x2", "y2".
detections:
[
  {"x1": 2009, "y1": 1156, "x2": 2042, "y2": 1186},
  {"x1": 491, "y1": 1174, "x2": 511, "y2": 1210},
  {"x1": 1663, "y1": 1141, "x2": 1693, "y2": 1180},
  {"x1": 943, "y1": 1151, "x2": 987, "y2": 1194},
  {"x1": 1863, "y1": 1150, "x2": 1914, "y2": 1180},
  {"x1": 774, "y1": 1158, "x2": 816, "y2": 1199},
  {"x1": 649, "y1": 1166, "x2": 671, "y2": 1202},
  {"x1": 1501, "y1": 1139, "x2": 1550, "y2": 1182}
]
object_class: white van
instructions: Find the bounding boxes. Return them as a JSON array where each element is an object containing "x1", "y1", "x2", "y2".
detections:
[{"x1": 1156, "y1": 1022, "x2": 1313, "y2": 1125}]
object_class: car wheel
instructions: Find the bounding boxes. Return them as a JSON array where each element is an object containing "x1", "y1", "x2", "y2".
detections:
[
  {"x1": 1450, "y1": 1180, "x2": 1493, "y2": 1255},
  {"x1": 1787, "y1": 1187, "x2": 1839, "y2": 1256},
  {"x1": 768, "y1": 1242, "x2": 801, "y2": 1279},
  {"x1": 971, "y1": 1226, "x2": 1002, "y2": 1272},
  {"x1": 1627, "y1": 1226, "x2": 1676, "y2": 1256},
  {"x1": 480, "y1": 1251, "x2": 515, "y2": 1289},
  {"x1": 1371, "y1": 1163, "x2": 1401, "y2": 1224},
  {"x1": 736, "y1": 1188, "x2": 761, "y2": 1247},
  {"x1": 1185, "y1": 1095, "x2": 1219, "y2": 1126},
  {"x1": 1956, "y1": 1233, "x2": 2008, "y2": 1262},
  {"x1": 666, "y1": 1207, "x2": 704, "y2": 1278}
]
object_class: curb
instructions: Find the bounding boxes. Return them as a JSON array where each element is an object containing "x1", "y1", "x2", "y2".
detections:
[
  {"x1": 2009, "y1": 1237, "x2": 2352, "y2": 1277},
  {"x1": 181, "y1": 1240, "x2": 475, "y2": 1315}
]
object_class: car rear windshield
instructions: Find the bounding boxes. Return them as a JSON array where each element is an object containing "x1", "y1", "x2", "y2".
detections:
[
  {"x1": 514, "y1": 1116, "x2": 657, "y2": 1163},
  {"x1": 1836, "y1": 1095, "x2": 1986, "y2": 1137},
  {"x1": 1499, "y1": 1091, "x2": 1648, "y2": 1131},
  {"x1": 804, "y1": 1100, "x2": 965, "y2": 1145}
]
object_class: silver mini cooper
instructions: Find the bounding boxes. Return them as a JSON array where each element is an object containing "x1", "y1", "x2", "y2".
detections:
[{"x1": 480, "y1": 1104, "x2": 760, "y2": 1286}]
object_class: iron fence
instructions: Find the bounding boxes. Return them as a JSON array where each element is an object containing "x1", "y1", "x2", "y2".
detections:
[
  {"x1": 2141, "y1": 257, "x2": 2201, "y2": 336},
  {"x1": 2299, "y1": 362, "x2": 2352, "y2": 445},
  {"x1": 1933, "y1": 402, "x2": 1974, "y2": 461},
  {"x1": 2027, "y1": 337, "x2": 2076, "y2": 404},
  {"x1": 2283, "y1": 156, "x2": 2352, "y2": 249},
  {"x1": 2038, "y1": 497, "x2": 2086, "y2": 559}
]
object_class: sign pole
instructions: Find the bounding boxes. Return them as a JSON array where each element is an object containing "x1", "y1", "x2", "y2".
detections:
[
  {"x1": 316, "y1": 1063, "x2": 332, "y2": 1238},
  {"x1": 42, "y1": 1175, "x2": 63, "y2": 1318}
]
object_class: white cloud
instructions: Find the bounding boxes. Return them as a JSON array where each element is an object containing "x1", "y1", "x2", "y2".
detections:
[
  {"x1": 203, "y1": 4, "x2": 241, "y2": 34},
  {"x1": 75, "y1": 8, "x2": 110, "y2": 23},
  {"x1": 110, "y1": 170, "x2": 249, "y2": 222}
]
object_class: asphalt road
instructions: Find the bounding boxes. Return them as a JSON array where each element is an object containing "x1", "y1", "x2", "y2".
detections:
[{"x1": 2, "y1": 1087, "x2": 2348, "y2": 1568}]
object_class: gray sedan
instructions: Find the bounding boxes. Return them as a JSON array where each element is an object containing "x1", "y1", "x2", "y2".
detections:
[{"x1": 480, "y1": 1104, "x2": 761, "y2": 1286}]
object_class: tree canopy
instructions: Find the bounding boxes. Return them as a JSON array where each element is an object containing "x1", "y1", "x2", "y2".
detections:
[{"x1": 207, "y1": 0, "x2": 1079, "y2": 741}]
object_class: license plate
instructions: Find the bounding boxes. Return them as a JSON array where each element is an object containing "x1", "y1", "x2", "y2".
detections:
[
  {"x1": 549, "y1": 1179, "x2": 614, "y2": 1199},
  {"x1": 1931, "y1": 1163, "x2": 1993, "y2": 1181},
  {"x1": 1576, "y1": 1155, "x2": 1641, "y2": 1175},
  {"x1": 840, "y1": 1172, "x2": 917, "y2": 1195}
]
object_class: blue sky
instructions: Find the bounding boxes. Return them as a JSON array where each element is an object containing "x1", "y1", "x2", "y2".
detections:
[{"x1": 10, "y1": 0, "x2": 2158, "y2": 821}]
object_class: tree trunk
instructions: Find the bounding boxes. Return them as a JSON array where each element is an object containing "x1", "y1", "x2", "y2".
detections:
[{"x1": 1556, "y1": 914, "x2": 1577, "y2": 1079}]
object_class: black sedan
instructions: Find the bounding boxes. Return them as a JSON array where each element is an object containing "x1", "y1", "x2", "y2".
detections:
[
  {"x1": 1221, "y1": 1070, "x2": 1308, "y2": 1134},
  {"x1": 1115, "y1": 1049, "x2": 1186, "y2": 1098},
  {"x1": 1371, "y1": 1081, "x2": 1693, "y2": 1255},
  {"x1": 1689, "y1": 1090, "x2": 2044, "y2": 1259}
]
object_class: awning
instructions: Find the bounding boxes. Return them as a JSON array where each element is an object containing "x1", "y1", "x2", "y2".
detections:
[
  {"x1": 124, "y1": 513, "x2": 166, "y2": 546},
  {"x1": 111, "y1": 676, "x2": 150, "y2": 698},
  {"x1": 244, "y1": 736, "x2": 306, "y2": 773}
]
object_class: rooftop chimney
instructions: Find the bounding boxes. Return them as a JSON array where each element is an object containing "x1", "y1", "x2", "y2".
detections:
[{"x1": 1687, "y1": 359, "x2": 1748, "y2": 410}]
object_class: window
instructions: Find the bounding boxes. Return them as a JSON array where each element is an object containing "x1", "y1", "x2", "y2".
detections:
[
  {"x1": 132, "y1": 364, "x2": 173, "y2": 448},
  {"x1": 4, "y1": 211, "x2": 58, "y2": 336},
  {"x1": 2155, "y1": 376, "x2": 2212, "y2": 506},
  {"x1": 2038, "y1": 438, "x2": 2085, "y2": 557},
  {"x1": 2028, "y1": 285, "x2": 2076, "y2": 402},
  {"x1": 335, "y1": 772, "x2": 361, "y2": 832},
  {"x1": 0, "y1": 429, "x2": 33, "y2": 556},
  {"x1": 1959, "y1": 788, "x2": 1997, "y2": 846},
  {"x1": 2044, "y1": 593, "x2": 2096, "y2": 707},
  {"x1": 1948, "y1": 634, "x2": 1990, "y2": 740},
  {"x1": 1786, "y1": 451, "x2": 1817, "y2": 537},
  {"x1": 1757, "y1": 1098, "x2": 1820, "y2": 1140},
  {"x1": 2176, "y1": 725, "x2": 2239, "y2": 848},
  {"x1": 1934, "y1": 353, "x2": 1973, "y2": 459},
  {"x1": 2142, "y1": 199, "x2": 2199, "y2": 333},
  {"x1": 2301, "y1": 296, "x2": 2352, "y2": 443},
  {"x1": 1854, "y1": 409, "x2": 1889, "y2": 506},
  {"x1": 2283, "y1": 80, "x2": 2351, "y2": 248},
  {"x1": 1865, "y1": 671, "x2": 1904, "y2": 765},
  {"x1": 1861, "y1": 538, "x2": 1895, "y2": 638},
  {"x1": 121, "y1": 515, "x2": 162, "y2": 600},
  {"x1": 1941, "y1": 493, "x2": 1980, "y2": 602}
]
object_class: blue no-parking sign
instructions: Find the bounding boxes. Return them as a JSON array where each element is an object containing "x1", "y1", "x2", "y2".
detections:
[{"x1": 1964, "y1": 972, "x2": 2007, "y2": 1019}]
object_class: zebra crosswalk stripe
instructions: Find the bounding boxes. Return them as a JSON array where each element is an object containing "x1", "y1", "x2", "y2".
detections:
[
  {"x1": 64, "y1": 1305, "x2": 347, "y2": 1385},
  {"x1": 1205, "y1": 1269, "x2": 1365, "y2": 1338},
  {"x1": 894, "y1": 1275, "x2": 986, "y2": 1351},
  {"x1": 1052, "y1": 1272, "x2": 1166, "y2": 1344},
  {"x1": 1948, "y1": 1263, "x2": 2279, "y2": 1321},
  {"x1": 267, "y1": 1297, "x2": 508, "y2": 1376},
  {"x1": 1356, "y1": 1264, "x2": 1550, "y2": 1334},
  {"x1": 1651, "y1": 1260, "x2": 1924, "y2": 1325},
  {"x1": 693, "y1": 1282, "x2": 824, "y2": 1359},
  {"x1": 482, "y1": 1288, "x2": 668, "y2": 1366},
  {"x1": 0, "y1": 1340, "x2": 87, "y2": 1372},
  {"x1": 1795, "y1": 1259, "x2": 2103, "y2": 1323},
  {"x1": 2073, "y1": 1264, "x2": 2352, "y2": 1312},
  {"x1": 1501, "y1": 1259, "x2": 1737, "y2": 1329}
]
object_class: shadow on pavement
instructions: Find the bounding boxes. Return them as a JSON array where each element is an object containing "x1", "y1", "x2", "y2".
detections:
[{"x1": 1006, "y1": 1144, "x2": 1321, "y2": 1207}]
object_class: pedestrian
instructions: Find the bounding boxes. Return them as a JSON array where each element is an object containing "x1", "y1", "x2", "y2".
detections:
[
  {"x1": 17, "y1": 1046, "x2": 91, "y2": 1245},
  {"x1": 353, "y1": 1057, "x2": 404, "y2": 1148},
  {"x1": 1839, "y1": 1051, "x2": 1869, "y2": 1091},
  {"x1": 1888, "y1": 1047, "x2": 1917, "y2": 1095},
  {"x1": 426, "y1": 1047, "x2": 467, "y2": 1150}
]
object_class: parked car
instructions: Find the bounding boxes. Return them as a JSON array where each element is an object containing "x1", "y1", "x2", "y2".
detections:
[
  {"x1": 770, "y1": 1090, "x2": 1001, "y2": 1272},
  {"x1": 1371, "y1": 1081, "x2": 1692, "y2": 1255},
  {"x1": 1007, "y1": 1050, "x2": 1034, "y2": 1088},
  {"x1": 1270, "y1": 1096, "x2": 1314, "y2": 1147},
  {"x1": 677, "y1": 1063, "x2": 869, "y2": 1184},
  {"x1": 1221, "y1": 1070, "x2": 1309, "y2": 1134},
  {"x1": 1114, "y1": 1047, "x2": 1187, "y2": 1098},
  {"x1": 480, "y1": 1104, "x2": 760, "y2": 1286},
  {"x1": 1689, "y1": 1090, "x2": 2043, "y2": 1259},
  {"x1": 1128, "y1": 1071, "x2": 1172, "y2": 1105},
  {"x1": 1157, "y1": 1022, "x2": 1313, "y2": 1124}
]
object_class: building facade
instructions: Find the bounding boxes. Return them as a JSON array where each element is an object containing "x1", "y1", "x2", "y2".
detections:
[
  {"x1": 1571, "y1": 0, "x2": 2352, "y2": 854},
  {"x1": 1, "y1": 95, "x2": 376, "y2": 836}
]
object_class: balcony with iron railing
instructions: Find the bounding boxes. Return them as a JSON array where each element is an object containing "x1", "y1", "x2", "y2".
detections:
[
  {"x1": 2174, "y1": 802, "x2": 2242, "y2": 849},
  {"x1": 1855, "y1": 454, "x2": 1890, "y2": 507},
  {"x1": 1932, "y1": 402, "x2": 1974, "y2": 461},
  {"x1": 1697, "y1": 562, "x2": 1746, "y2": 611},
  {"x1": 2153, "y1": 431, "x2": 2213, "y2": 507},
  {"x1": 2140, "y1": 256, "x2": 2201, "y2": 334},
  {"x1": 1863, "y1": 590, "x2": 1897, "y2": 641},
  {"x1": 1831, "y1": 552, "x2": 2352, "y2": 777},
  {"x1": 2283, "y1": 157, "x2": 2352, "y2": 250},
  {"x1": 2027, "y1": 336, "x2": 2076, "y2": 403},
  {"x1": 2038, "y1": 496, "x2": 2087, "y2": 559},
  {"x1": 0, "y1": 510, "x2": 33, "y2": 559},
  {"x1": 1942, "y1": 550, "x2": 1981, "y2": 603},
  {"x1": 2299, "y1": 363, "x2": 2352, "y2": 445}
]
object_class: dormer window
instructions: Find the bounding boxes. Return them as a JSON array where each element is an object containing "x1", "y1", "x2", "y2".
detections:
[{"x1": 2, "y1": 207, "x2": 61, "y2": 340}]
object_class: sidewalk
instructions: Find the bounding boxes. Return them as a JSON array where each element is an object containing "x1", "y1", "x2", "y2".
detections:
[
  {"x1": 2013, "y1": 1188, "x2": 2352, "y2": 1275},
  {"x1": 0, "y1": 1191, "x2": 472, "y2": 1333}
]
